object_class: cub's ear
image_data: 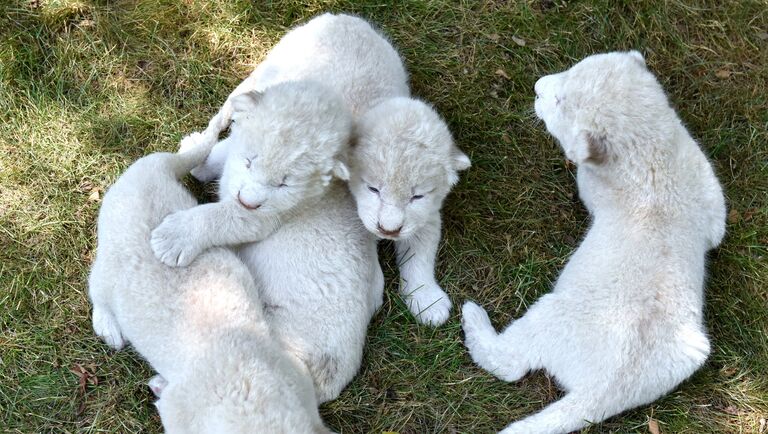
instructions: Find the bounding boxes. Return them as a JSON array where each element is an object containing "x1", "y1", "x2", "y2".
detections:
[
  {"x1": 230, "y1": 91, "x2": 263, "y2": 114},
  {"x1": 451, "y1": 148, "x2": 471, "y2": 171},
  {"x1": 628, "y1": 50, "x2": 646, "y2": 65},
  {"x1": 570, "y1": 131, "x2": 608, "y2": 165},
  {"x1": 331, "y1": 159, "x2": 350, "y2": 181}
]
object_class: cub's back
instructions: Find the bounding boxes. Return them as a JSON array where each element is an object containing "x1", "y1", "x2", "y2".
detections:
[{"x1": 234, "y1": 13, "x2": 409, "y2": 117}]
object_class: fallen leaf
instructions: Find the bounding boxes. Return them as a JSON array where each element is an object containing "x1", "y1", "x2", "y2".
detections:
[
  {"x1": 88, "y1": 188, "x2": 101, "y2": 202},
  {"x1": 715, "y1": 69, "x2": 731, "y2": 79},
  {"x1": 648, "y1": 417, "x2": 661, "y2": 434},
  {"x1": 727, "y1": 209, "x2": 740, "y2": 224},
  {"x1": 511, "y1": 35, "x2": 526, "y2": 46},
  {"x1": 495, "y1": 68, "x2": 511, "y2": 80},
  {"x1": 70, "y1": 363, "x2": 98, "y2": 394}
]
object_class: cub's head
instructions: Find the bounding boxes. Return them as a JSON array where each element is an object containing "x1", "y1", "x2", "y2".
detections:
[
  {"x1": 219, "y1": 81, "x2": 352, "y2": 214},
  {"x1": 349, "y1": 97, "x2": 470, "y2": 240},
  {"x1": 534, "y1": 50, "x2": 673, "y2": 168}
]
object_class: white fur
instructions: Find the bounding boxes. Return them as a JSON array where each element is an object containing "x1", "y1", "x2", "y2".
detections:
[
  {"x1": 194, "y1": 13, "x2": 469, "y2": 326},
  {"x1": 237, "y1": 180, "x2": 384, "y2": 403},
  {"x1": 153, "y1": 24, "x2": 384, "y2": 401},
  {"x1": 150, "y1": 80, "x2": 352, "y2": 267},
  {"x1": 462, "y1": 51, "x2": 726, "y2": 434},
  {"x1": 88, "y1": 123, "x2": 330, "y2": 433}
]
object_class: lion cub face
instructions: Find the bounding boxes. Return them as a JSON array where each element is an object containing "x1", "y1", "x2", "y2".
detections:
[
  {"x1": 349, "y1": 98, "x2": 470, "y2": 240},
  {"x1": 219, "y1": 81, "x2": 352, "y2": 214}
]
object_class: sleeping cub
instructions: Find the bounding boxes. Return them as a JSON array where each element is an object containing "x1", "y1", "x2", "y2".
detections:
[
  {"x1": 462, "y1": 51, "x2": 726, "y2": 433},
  {"x1": 194, "y1": 13, "x2": 470, "y2": 326},
  {"x1": 151, "y1": 77, "x2": 382, "y2": 403},
  {"x1": 150, "y1": 80, "x2": 352, "y2": 266},
  {"x1": 88, "y1": 120, "x2": 330, "y2": 433}
]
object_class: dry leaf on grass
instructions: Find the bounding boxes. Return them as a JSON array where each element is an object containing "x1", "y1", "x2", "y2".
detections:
[
  {"x1": 495, "y1": 68, "x2": 511, "y2": 80},
  {"x1": 511, "y1": 35, "x2": 526, "y2": 46},
  {"x1": 88, "y1": 188, "x2": 102, "y2": 202},
  {"x1": 728, "y1": 209, "x2": 740, "y2": 224},
  {"x1": 715, "y1": 69, "x2": 732, "y2": 79},
  {"x1": 648, "y1": 417, "x2": 661, "y2": 434},
  {"x1": 70, "y1": 363, "x2": 98, "y2": 394}
]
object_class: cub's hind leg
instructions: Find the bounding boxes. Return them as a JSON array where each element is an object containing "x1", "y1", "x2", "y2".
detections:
[
  {"x1": 88, "y1": 261, "x2": 125, "y2": 350},
  {"x1": 461, "y1": 301, "x2": 538, "y2": 382}
]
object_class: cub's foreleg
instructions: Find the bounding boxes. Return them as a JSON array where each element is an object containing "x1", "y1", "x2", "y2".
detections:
[
  {"x1": 395, "y1": 215, "x2": 451, "y2": 326},
  {"x1": 150, "y1": 201, "x2": 281, "y2": 267}
]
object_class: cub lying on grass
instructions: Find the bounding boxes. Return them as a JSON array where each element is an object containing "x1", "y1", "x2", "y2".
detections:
[
  {"x1": 150, "y1": 80, "x2": 352, "y2": 267},
  {"x1": 462, "y1": 51, "x2": 726, "y2": 434},
  {"x1": 151, "y1": 78, "x2": 384, "y2": 403},
  {"x1": 88, "y1": 118, "x2": 330, "y2": 433},
  {"x1": 194, "y1": 13, "x2": 470, "y2": 326}
]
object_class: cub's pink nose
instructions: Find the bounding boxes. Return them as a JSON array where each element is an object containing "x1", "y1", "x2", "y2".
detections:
[
  {"x1": 237, "y1": 191, "x2": 261, "y2": 210},
  {"x1": 377, "y1": 223, "x2": 402, "y2": 237}
]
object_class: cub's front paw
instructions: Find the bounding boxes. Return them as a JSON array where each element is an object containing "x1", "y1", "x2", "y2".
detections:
[
  {"x1": 403, "y1": 283, "x2": 452, "y2": 326},
  {"x1": 150, "y1": 212, "x2": 202, "y2": 267}
]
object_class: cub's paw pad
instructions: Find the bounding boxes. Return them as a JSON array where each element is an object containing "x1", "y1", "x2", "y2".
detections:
[{"x1": 148, "y1": 375, "x2": 168, "y2": 397}]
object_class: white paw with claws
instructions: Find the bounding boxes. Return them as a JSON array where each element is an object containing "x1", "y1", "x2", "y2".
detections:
[{"x1": 150, "y1": 211, "x2": 201, "y2": 267}]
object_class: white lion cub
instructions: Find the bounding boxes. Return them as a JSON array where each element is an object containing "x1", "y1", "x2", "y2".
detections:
[
  {"x1": 194, "y1": 13, "x2": 470, "y2": 326},
  {"x1": 152, "y1": 75, "x2": 383, "y2": 403},
  {"x1": 462, "y1": 51, "x2": 726, "y2": 434},
  {"x1": 150, "y1": 80, "x2": 352, "y2": 266},
  {"x1": 88, "y1": 120, "x2": 330, "y2": 433}
]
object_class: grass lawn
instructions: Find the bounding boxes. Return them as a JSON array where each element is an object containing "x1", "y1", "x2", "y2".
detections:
[{"x1": 1, "y1": 0, "x2": 766, "y2": 433}]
